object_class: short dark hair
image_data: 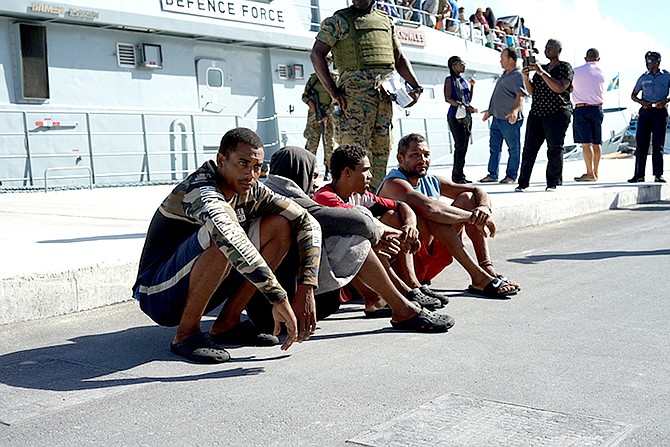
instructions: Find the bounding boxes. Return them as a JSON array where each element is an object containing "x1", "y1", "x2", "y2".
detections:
[
  {"x1": 330, "y1": 144, "x2": 367, "y2": 180},
  {"x1": 503, "y1": 46, "x2": 518, "y2": 62},
  {"x1": 219, "y1": 127, "x2": 263, "y2": 157},
  {"x1": 586, "y1": 48, "x2": 599, "y2": 59},
  {"x1": 397, "y1": 133, "x2": 427, "y2": 156}
]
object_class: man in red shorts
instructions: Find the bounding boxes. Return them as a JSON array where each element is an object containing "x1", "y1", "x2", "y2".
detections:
[
  {"x1": 314, "y1": 143, "x2": 449, "y2": 310},
  {"x1": 377, "y1": 133, "x2": 520, "y2": 299}
]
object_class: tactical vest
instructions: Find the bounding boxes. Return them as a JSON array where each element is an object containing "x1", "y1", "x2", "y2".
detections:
[
  {"x1": 331, "y1": 7, "x2": 395, "y2": 71},
  {"x1": 305, "y1": 73, "x2": 335, "y2": 107}
]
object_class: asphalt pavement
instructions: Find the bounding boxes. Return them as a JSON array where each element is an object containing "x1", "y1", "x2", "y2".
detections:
[{"x1": 1, "y1": 198, "x2": 669, "y2": 446}]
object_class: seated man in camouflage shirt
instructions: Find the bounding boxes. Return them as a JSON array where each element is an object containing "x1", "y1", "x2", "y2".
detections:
[{"x1": 133, "y1": 128, "x2": 321, "y2": 364}]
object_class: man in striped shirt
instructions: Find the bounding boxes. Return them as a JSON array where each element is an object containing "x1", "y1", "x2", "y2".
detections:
[{"x1": 133, "y1": 128, "x2": 321, "y2": 363}]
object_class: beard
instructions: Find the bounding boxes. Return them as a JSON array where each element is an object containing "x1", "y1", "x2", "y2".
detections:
[{"x1": 401, "y1": 167, "x2": 428, "y2": 179}]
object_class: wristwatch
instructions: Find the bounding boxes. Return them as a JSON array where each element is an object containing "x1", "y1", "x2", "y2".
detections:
[{"x1": 411, "y1": 85, "x2": 424, "y2": 94}]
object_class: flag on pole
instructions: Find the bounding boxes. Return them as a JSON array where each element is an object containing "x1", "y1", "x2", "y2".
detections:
[{"x1": 607, "y1": 74, "x2": 619, "y2": 91}]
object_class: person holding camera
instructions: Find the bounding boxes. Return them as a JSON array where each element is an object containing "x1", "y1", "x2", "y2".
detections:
[
  {"x1": 479, "y1": 47, "x2": 527, "y2": 184},
  {"x1": 516, "y1": 39, "x2": 573, "y2": 192}
]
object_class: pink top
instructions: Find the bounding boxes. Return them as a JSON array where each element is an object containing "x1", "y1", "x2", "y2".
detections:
[{"x1": 572, "y1": 61, "x2": 606, "y2": 105}]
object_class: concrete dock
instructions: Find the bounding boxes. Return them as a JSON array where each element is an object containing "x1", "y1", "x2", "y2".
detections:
[{"x1": 0, "y1": 156, "x2": 669, "y2": 446}]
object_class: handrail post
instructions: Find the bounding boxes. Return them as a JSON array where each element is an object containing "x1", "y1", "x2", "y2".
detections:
[
  {"x1": 22, "y1": 111, "x2": 34, "y2": 186},
  {"x1": 85, "y1": 112, "x2": 96, "y2": 184},
  {"x1": 141, "y1": 114, "x2": 151, "y2": 182}
]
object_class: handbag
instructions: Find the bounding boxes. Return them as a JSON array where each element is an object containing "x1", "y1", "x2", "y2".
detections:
[
  {"x1": 455, "y1": 104, "x2": 467, "y2": 119},
  {"x1": 451, "y1": 77, "x2": 472, "y2": 128}
]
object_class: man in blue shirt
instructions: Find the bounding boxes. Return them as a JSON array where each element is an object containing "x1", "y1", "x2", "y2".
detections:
[{"x1": 628, "y1": 51, "x2": 670, "y2": 183}]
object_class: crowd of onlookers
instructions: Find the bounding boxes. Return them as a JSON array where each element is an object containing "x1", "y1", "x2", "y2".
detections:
[{"x1": 375, "y1": 1, "x2": 535, "y2": 55}]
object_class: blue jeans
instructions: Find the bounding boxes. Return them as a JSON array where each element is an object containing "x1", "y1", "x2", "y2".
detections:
[{"x1": 487, "y1": 117, "x2": 522, "y2": 180}]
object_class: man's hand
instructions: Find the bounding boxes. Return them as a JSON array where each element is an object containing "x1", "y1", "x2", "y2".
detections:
[
  {"x1": 291, "y1": 284, "x2": 317, "y2": 342},
  {"x1": 272, "y1": 297, "x2": 298, "y2": 351},
  {"x1": 332, "y1": 87, "x2": 347, "y2": 113},
  {"x1": 375, "y1": 224, "x2": 403, "y2": 258},
  {"x1": 505, "y1": 110, "x2": 519, "y2": 125},
  {"x1": 406, "y1": 88, "x2": 422, "y2": 108},
  {"x1": 470, "y1": 206, "x2": 491, "y2": 226},
  {"x1": 482, "y1": 110, "x2": 490, "y2": 121},
  {"x1": 400, "y1": 224, "x2": 421, "y2": 254},
  {"x1": 470, "y1": 208, "x2": 496, "y2": 238}
]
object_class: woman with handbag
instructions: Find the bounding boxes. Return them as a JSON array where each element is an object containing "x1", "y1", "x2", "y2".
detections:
[{"x1": 444, "y1": 55, "x2": 478, "y2": 183}]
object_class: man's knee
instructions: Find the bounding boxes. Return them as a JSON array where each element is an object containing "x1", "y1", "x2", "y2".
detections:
[
  {"x1": 452, "y1": 191, "x2": 475, "y2": 210},
  {"x1": 379, "y1": 209, "x2": 402, "y2": 228},
  {"x1": 259, "y1": 215, "x2": 292, "y2": 251}
]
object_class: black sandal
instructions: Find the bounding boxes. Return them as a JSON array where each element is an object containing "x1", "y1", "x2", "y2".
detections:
[
  {"x1": 391, "y1": 309, "x2": 454, "y2": 333},
  {"x1": 170, "y1": 332, "x2": 231, "y2": 364},
  {"x1": 210, "y1": 320, "x2": 280, "y2": 347}
]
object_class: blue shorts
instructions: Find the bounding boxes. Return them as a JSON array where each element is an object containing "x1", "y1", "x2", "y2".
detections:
[
  {"x1": 134, "y1": 227, "x2": 211, "y2": 327},
  {"x1": 573, "y1": 106, "x2": 603, "y2": 144},
  {"x1": 134, "y1": 221, "x2": 263, "y2": 327}
]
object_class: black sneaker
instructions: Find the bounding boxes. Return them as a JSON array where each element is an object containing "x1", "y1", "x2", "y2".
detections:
[
  {"x1": 419, "y1": 285, "x2": 450, "y2": 305},
  {"x1": 655, "y1": 176, "x2": 666, "y2": 183},
  {"x1": 514, "y1": 186, "x2": 525, "y2": 192},
  {"x1": 545, "y1": 185, "x2": 556, "y2": 192},
  {"x1": 628, "y1": 176, "x2": 645, "y2": 183},
  {"x1": 405, "y1": 288, "x2": 443, "y2": 311}
]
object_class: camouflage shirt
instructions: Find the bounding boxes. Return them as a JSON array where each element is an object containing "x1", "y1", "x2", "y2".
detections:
[
  {"x1": 136, "y1": 161, "x2": 321, "y2": 303},
  {"x1": 317, "y1": 10, "x2": 398, "y2": 91},
  {"x1": 316, "y1": 10, "x2": 400, "y2": 54}
]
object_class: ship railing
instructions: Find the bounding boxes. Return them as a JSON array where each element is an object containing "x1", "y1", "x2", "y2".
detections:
[{"x1": 0, "y1": 109, "x2": 283, "y2": 190}]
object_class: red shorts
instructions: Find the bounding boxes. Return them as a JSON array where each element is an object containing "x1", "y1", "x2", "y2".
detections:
[{"x1": 414, "y1": 238, "x2": 454, "y2": 283}]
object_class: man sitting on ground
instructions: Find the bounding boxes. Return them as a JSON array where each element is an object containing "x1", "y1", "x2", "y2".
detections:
[
  {"x1": 314, "y1": 144, "x2": 449, "y2": 310},
  {"x1": 133, "y1": 128, "x2": 320, "y2": 363},
  {"x1": 377, "y1": 133, "x2": 520, "y2": 298},
  {"x1": 252, "y1": 145, "x2": 452, "y2": 332}
]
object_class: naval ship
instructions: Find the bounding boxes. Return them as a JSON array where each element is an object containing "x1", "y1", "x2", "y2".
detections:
[{"x1": 0, "y1": 1, "x2": 627, "y2": 190}]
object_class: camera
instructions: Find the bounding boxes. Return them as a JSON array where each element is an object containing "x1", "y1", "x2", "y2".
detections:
[{"x1": 523, "y1": 55, "x2": 536, "y2": 68}]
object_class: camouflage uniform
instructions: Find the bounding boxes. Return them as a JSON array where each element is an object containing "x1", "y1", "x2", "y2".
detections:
[
  {"x1": 135, "y1": 160, "x2": 321, "y2": 309},
  {"x1": 316, "y1": 7, "x2": 399, "y2": 189},
  {"x1": 302, "y1": 72, "x2": 338, "y2": 168}
]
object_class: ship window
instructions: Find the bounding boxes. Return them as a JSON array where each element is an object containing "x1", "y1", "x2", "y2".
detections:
[
  {"x1": 16, "y1": 23, "x2": 50, "y2": 101},
  {"x1": 207, "y1": 67, "x2": 224, "y2": 89},
  {"x1": 116, "y1": 43, "x2": 136, "y2": 68},
  {"x1": 425, "y1": 87, "x2": 435, "y2": 99}
]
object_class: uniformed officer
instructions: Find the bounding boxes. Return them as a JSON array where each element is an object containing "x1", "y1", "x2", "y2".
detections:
[
  {"x1": 302, "y1": 54, "x2": 338, "y2": 179},
  {"x1": 310, "y1": 0, "x2": 423, "y2": 190}
]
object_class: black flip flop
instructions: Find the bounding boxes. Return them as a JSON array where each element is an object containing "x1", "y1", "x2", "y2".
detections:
[
  {"x1": 210, "y1": 320, "x2": 280, "y2": 347},
  {"x1": 497, "y1": 274, "x2": 520, "y2": 293},
  {"x1": 467, "y1": 278, "x2": 515, "y2": 299},
  {"x1": 391, "y1": 309, "x2": 454, "y2": 333},
  {"x1": 170, "y1": 332, "x2": 231, "y2": 364},
  {"x1": 364, "y1": 306, "x2": 393, "y2": 319}
]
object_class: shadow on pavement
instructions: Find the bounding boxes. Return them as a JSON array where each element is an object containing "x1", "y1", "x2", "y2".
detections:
[
  {"x1": 0, "y1": 325, "x2": 265, "y2": 392},
  {"x1": 38, "y1": 233, "x2": 147, "y2": 243},
  {"x1": 508, "y1": 248, "x2": 670, "y2": 265}
]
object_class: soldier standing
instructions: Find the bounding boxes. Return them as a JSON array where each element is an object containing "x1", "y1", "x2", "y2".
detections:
[
  {"x1": 310, "y1": 0, "x2": 423, "y2": 190},
  {"x1": 302, "y1": 54, "x2": 338, "y2": 180}
]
